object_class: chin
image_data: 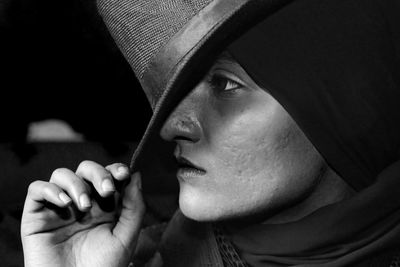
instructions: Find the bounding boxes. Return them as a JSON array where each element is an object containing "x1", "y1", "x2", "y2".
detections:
[
  {"x1": 178, "y1": 187, "x2": 223, "y2": 222},
  {"x1": 179, "y1": 193, "x2": 212, "y2": 222},
  {"x1": 178, "y1": 186, "x2": 248, "y2": 222}
]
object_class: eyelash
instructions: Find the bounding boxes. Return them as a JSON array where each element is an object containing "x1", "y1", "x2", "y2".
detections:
[{"x1": 208, "y1": 74, "x2": 242, "y2": 93}]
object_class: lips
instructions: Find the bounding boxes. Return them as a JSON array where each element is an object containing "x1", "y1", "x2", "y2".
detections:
[
  {"x1": 176, "y1": 156, "x2": 205, "y2": 171},
  {"x1": 176, "y1": 156, "x2": 206, "y2": 179}
]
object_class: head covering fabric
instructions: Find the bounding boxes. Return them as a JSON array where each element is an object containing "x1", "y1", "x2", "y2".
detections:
[
  {"x1": 223, "y1": 162, "x2": 400, "y2": 266},
  {"x1": 229, "y1": 0, "x2": 400, "y2": 190},
  {"x1": 224, "y1": 0, "x2": 400, "y2": 265}
]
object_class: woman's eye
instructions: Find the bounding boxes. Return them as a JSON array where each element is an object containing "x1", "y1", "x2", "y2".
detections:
[
  {"x1": 224, "y1": 79, "x2": 240, "y2": 90},
  {"x1": 210, "y1": 75, "x2": 242, "y2": 92}
]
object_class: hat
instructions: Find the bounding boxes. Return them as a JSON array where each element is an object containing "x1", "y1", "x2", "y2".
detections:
[{"x1": 96, "y1": 0, "x2": 292, "y2": 174}]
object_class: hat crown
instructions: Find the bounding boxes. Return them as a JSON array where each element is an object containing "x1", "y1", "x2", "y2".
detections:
[{"x1": 97, "y1": 0, "x2": 214, "y2": 81}]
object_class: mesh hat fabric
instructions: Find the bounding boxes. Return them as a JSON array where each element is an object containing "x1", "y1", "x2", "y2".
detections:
[{"x1": 97, "y1": 0, "x2": 214, "y2": 80}]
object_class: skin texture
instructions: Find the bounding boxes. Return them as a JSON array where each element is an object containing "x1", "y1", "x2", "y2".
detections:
[
  {"x1": 160, "y1": 52, "x2": 355, "y2": 223},
  {"x1": 21, "y1": 162, "x2": 145, "y2": 267}
]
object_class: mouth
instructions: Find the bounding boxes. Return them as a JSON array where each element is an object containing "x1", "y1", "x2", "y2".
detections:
[{"x1": 176, "y1": 156, "x2": 206, "y2": 179}]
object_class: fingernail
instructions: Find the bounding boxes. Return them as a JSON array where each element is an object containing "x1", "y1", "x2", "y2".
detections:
[
  {"x1": 79, "y1": 194, "x2": 91, "y2": 208},
  {"x1": 59, "y1": 192, "x2": 72, "y2": 204},
  {"x1": 102, "y1": 179, "x2": 115, "y2": 192}
]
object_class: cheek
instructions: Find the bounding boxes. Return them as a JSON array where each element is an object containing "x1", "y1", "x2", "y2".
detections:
[
  {"x1": 209, "y1": 102, "x2": 292, "y2": 180},
  {"x1": 207, "y1": 102, "x2": 323, "y2": 205}
]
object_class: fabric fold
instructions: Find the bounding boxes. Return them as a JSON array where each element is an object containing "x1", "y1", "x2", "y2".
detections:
[{"x1": 226, "y1": 0, "x2": 400, "y2": 265}]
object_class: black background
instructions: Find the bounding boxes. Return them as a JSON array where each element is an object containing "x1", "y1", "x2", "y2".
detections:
[{"x1": 0, "y1": 0, "x2": 152, "y2": 143}]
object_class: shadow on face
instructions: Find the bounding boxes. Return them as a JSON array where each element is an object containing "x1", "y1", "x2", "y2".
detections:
[{"x1": 159, "y1": 51, "x2": 351, "y2": 223}]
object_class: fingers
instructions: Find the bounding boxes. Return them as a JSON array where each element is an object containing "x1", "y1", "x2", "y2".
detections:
[
  {"x1": 76, "y1": 160, "x2": 118, "y2": 198},
  {"x1": 50, "y1": 168, "x2": 92, "y2": 211},
  {"x1": 23, "y1": 180, "x2": 72, "y2": 213},
  {"x1": 105, "y1": 163, "x2": 130, "y2": 181},
  {"x1": 76, "y1": 161, "x2": 130, "y2": 198},
  {"x1": 113, "y1": 172, "x2": 145, "y2": 251},
  {"x1": 26, "y1": 161, "x2": 129, "y2": 214}
]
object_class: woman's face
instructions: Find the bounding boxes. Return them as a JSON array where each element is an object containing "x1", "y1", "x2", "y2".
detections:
[{"x1": 160, "y1": 52, "x2": 326, "y2": 222}]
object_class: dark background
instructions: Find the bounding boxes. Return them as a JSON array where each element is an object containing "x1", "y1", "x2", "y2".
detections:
[
  {"x1": 0, "y1": 0, "x2": 177, "y2": 266},
  {"x1": 0, "y1": 0, "x2": 152, "y2": 143}
]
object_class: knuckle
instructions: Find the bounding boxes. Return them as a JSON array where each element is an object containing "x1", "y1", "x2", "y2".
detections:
[
  {"x1": 27, "y1": 181, "x2": 41, "y2": 193},
  {"x1": 94, "y1": 167, "x2": 112, "y2": 181},
  {"x1": 42, "y1": 184, "x2": 56, "y2": 196},
  {"x1": 70, "y1": 177, "x2": 85, "y2": 190},
  {"x1": 51, "y1": 168, "x2": 70, "y2": 179},
  {"x1": 78, "y1": 160, "x2": 95, "y2": 170}
]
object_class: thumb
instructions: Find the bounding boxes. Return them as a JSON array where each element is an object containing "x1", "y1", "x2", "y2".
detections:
[{"x1": 113, "y1": 172, "x2": 145, "y2": 252}]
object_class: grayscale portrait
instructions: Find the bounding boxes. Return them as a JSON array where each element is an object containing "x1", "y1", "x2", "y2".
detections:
[{"x1": 15, "y1": 0, "x2": 400, "y2": 266}]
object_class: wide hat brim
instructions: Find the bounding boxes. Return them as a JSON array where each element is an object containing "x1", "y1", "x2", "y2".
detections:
[{"x1": 125, "y1": 0, "x2": 293, "y2": 185}]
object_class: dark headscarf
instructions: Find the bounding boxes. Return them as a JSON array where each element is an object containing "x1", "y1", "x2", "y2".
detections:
[{"x1": 225, "y1": 0, "x2": 400, "y2": 265}]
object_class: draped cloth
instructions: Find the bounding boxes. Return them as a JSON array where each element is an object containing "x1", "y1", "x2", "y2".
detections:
[{"x1": 225, "y1": 0, "x2": 400, "y2": 265}]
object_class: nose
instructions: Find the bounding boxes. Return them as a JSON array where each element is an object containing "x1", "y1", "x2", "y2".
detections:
[{"x1": 160, "y1": 89, "x2": 202, "y2": 144}]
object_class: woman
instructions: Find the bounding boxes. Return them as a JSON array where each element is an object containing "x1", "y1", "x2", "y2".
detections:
[{"x1": 21, "y1": 0, "x2": 400, "y2": 266}]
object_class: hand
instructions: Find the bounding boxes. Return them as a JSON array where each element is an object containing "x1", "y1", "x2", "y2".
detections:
[{"x1": 21, "y1": 161, "x2": 145, "y2": 267}]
